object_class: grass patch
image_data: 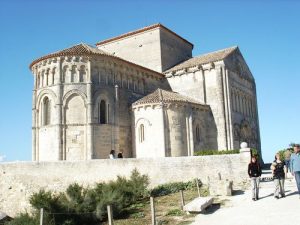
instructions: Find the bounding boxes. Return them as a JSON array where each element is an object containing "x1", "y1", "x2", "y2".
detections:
[{"x1": 166, "y1": 209, "x2": 185, "y2": 216}]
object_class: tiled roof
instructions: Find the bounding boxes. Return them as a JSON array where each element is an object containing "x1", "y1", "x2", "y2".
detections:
[
  {"x1": 164, "y1": 46, "x2": 238, "y2": 73},
  {"x1": 96, "y1": 23, "x2": 193, "y2": 47},
  {"x1": 29, "y1": 43, "x2": 111, "y2": 68},
  {"x1": 133, "y1": 88, "x2": 205, "y2": 106},
  {"x1": 29, "y1": 43, "x2": 165, "y2": 77}
]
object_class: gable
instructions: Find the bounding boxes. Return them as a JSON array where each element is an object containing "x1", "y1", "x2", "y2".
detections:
[{"x1": 224, "y1": 48, "x2": 254, "y2": 81}]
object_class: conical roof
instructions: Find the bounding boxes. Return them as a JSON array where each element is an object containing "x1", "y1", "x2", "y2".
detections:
[
  {"x1": 29, "y1": 43, "x2": 111, "y2": 68},
  {"x1": 133, "y1": 88, "x2": 205, "y2": 106}
]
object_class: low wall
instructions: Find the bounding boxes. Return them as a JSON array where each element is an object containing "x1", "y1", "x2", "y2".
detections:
[{"x1": 0, "y1": 149, "x2": 250, "y2": 217}]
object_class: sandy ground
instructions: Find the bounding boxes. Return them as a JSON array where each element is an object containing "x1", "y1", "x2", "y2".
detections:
[{"x1": 192, "y1": 173, "x2": 300, "y2": 225}]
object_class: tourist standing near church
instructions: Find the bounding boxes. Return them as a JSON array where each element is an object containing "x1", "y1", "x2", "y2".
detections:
[
  {"x1": 284, "y1": 149, "x2": 292, "y2": 172},
  {"x1": 290, "y1": 144, "x2": 300, "y2": 197},
  {"x1": 271, "y1": 153, "x2": 286, "y2": 199},
  {"x1": 248, "y1": 156, "x2": 262, "y2": 201},
  {"x1": 109, "y1": 150, "x2": 116, "y2": 159}
]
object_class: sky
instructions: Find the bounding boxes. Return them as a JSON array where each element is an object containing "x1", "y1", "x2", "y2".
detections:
[{"x1": 0, "y1": 0, "x2": 299, "y2": 163}]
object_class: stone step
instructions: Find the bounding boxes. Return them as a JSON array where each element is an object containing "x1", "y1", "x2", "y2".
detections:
[{"x1": 183, "y1": 197, "x2": 214, "y2": 213}]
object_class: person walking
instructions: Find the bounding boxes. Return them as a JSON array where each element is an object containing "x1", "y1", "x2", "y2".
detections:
[
  {"x1": 248, "y1": 156, "x2": 262, "y2": 201},
  {"x1": 284, "y1": 149, "x2": 292, "y2": 172},
  {"x1": 109, "y1": 150, "x2": 116, "y2": 159},
  {"x1": 117, "y1": 151, "x2": 123, "y2": 158},
  {"x1": 271, "y1": 153, "x2": 287, "y2": 199},
  {"x1": 290, "y1": 144, "x2": 300, "y2": 197}
]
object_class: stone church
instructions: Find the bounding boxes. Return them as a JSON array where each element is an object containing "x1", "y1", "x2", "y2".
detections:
[{"x1": 29, "y1": 23, "x2": 261, "y2": 161}]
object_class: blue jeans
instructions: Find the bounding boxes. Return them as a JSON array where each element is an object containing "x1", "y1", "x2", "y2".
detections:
[
  {"x1": 294, "y1": 171, "x2": 300, "y2": 194},
  {"x1": 285, "y1": 160, "x2": 290, "y2": 172}
]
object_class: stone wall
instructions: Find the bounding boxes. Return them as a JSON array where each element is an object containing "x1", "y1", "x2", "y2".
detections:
[{"x1": 0, "y1": 150, "x2": 250, "y2": 217}]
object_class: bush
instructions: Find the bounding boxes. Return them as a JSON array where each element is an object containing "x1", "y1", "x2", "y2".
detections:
[
  {"x1": 5, "y1": 213, "x2": 38, "y2": 225},
  {"x1": 194, "y1": 149, "x2": 240, "y2": 156},
  {"x1": 10, "y1": 169, "x2": 149, "y2": 225},
  {"x1": 150, "y1": 179, "x2": 201, "y2": 197},
  {"x1": 250, "y1": 148, "x2": 260, "y2": 160}
]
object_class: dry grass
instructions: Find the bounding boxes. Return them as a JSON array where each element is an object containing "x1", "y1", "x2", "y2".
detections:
[{"x1": 103, "y1": 189, "x2": 202, "y2": 225}]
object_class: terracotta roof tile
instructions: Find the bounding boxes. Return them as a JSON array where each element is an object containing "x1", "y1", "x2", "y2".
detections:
[
  {"x1": 29, "y1": 43, "x2": 111, "y2": 68},
  {"x1": 133, "y1": 88, "x2": 206, "y2": 106},
  {"x1": 29, "y1": 43, "x2": 165, "y2": 78},
  {"x1": 164, "y1": 46, "x2": 238, "y2": 73}
]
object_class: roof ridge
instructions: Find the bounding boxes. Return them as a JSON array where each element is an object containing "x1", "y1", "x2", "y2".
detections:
[
  {"x1": 164, "y1": 46, "x2": 239, "y2": 73},
  {"x1": 96, "y1": 23, "x2": 193, "y2": 47},
  {"x1": 194, "y1": 45, "x2": 238, "y2": 58}
]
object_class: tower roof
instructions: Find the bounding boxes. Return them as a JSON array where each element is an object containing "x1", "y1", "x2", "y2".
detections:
[
  {"x1": 164, "y1": 46, "x2": 238, "y2": 73},
  {"x1": 29, "y1": 43, "x2": 165, "y2": 78},
  {"x1": 96, "y1": 23, "x2": 193, "y2": 47},
  {"x1": 133, "y1": 88, "x2": 208, "y2": 107},
  {"x1": 29, "y1": 43, "x2": 111, "y2": 68}
]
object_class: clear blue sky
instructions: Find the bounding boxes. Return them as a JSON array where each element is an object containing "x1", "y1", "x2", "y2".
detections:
[{"x1": 0, "y1": 0, "x2": 299, "y2": 163}]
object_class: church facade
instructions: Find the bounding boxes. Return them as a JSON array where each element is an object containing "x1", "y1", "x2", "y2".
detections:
[{"x1": 29, "y1": 24, "x2": 261, "y2": 161}]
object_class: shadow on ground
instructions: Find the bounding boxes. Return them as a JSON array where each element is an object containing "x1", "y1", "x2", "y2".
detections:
[
  {"x1": 232, "y1": 190, "x2": 245, "y2": 196},
  {"x1": 201, "y1": 203, "x2": 220, "y2": 215}
]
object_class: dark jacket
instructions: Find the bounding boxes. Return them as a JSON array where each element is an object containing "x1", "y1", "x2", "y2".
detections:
[
  {"x1": 272, "y1": 160, "x2": 286, "y2": 179},
  {"x1": 248, "y1": 162, "x2": 262, "y2": 177}
]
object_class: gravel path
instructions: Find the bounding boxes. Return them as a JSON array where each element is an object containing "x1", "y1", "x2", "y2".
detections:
[{"x1": 192, "y1": 174, "x2": 300, "y2": 225}]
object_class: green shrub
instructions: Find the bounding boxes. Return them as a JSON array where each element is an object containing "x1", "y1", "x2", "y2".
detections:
[
  {"x1": 5, "y1": 213, "x2": 38, "y2": 225},
  {"x1": 11, "y1": 169, "x2": 149, "y2": 225},
  {"x1": 194, "y1": 149, "x2": 240, "y2": 156},
  {"x1": 150, "y1": 179, "x2": 201, "y2": 197},
  {"x1": 250, "y1": 148, "x2": 260, "y2": 160}
]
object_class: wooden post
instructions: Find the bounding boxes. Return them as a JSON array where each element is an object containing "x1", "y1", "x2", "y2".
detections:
[
  {"x1": 150, "y1": 197, "x2": 156, "y2": 225},
  {"x1": 196, "y1": 178, "x2": 201, "y2": 197},
  {"x1": 40, "y1": 208, "x2": 44, "y2": 225},
  {"x1": 107, "y1": 205, "x2": 113, "y2": 225},
  {"x1": 180, "y1": 190, "x2": 185, "y2": 209}
]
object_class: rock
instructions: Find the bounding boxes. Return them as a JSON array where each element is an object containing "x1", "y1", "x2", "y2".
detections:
[{"x1": 183, "y1": 197, "x2": 213, "y2": 212}]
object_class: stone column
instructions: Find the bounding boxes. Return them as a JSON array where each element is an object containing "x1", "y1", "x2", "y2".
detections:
[
  {"x1": 32, "y1": 67, "x2": 37, "y2": 161},
  {"x1": 253, "y1": 83, "x2": 262, "y2": 160},
  {"x1": 185, "y1": 116, "x2": 190, "y2": 156},
  {"x1": 201, "y1": 68, "x2": 207, "y2": 104},
  {"x1": 159, "y1": 89, "x2": 167, "y2": 157},
  {"x1": 215, "y1": 64, "x2": 228, "y2": 150},
  {"x1": 114, "y1": 85, "x2": 119, "y2": 152},
  {"x1": 225, "y1": 68, "x2": 234, "y2": 150},
  {"x1": 86, "y1": 59, "x2": 94, "y2": 159},
  {"x1": 221, "y1": 66, "x2": 230, "y2": 150},
  {"x1": 56, "y1": 58, "x2": 63, "y2": 160},
  {"x1": 189, "y1": 111, "x2": 194, "y2": 156}
]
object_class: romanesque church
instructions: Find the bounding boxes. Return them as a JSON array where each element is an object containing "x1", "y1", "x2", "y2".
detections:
[{"x1": 29, "y1": 24, "x2": 260, "y2": 161}]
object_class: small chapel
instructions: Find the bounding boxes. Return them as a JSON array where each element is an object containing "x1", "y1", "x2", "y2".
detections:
[{"x1": 29, "y1": 23, "x2": 261, "y2": 161}]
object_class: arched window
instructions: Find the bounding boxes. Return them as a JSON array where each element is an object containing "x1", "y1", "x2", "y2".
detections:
[
  {"x1": 196, "y1": 125, "x2": 200, "y2": 143},
  {"x1": 99, "y1": 100, "x2": 106, "y2": 124},
  {"x1": 43, "y1": 97, "x2": 51, "y2": 126},
  {"x1": 139, "y1": 124, "x2": 145, "y2": 143}
]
